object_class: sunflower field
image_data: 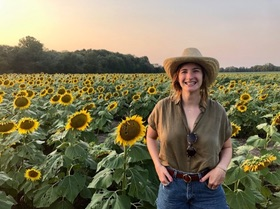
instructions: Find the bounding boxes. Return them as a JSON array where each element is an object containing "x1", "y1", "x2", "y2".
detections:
[{"x1": 0, "y1": 72, "x2": 279, "y2": 209}]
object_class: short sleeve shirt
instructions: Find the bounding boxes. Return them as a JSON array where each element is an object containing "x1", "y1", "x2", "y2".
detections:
[{"x1": 148, "y1": 96, "x2": 232, "y2": 173}]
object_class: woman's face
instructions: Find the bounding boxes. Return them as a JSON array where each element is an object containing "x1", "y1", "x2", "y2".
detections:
[{"x1": 177, "y1": 63, "x2": 203, "y2": 93}]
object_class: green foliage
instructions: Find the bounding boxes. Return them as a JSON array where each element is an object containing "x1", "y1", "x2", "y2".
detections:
[
  {"x1": 224, "y1": 120, "x2": 280, "y2": 209},
  {"x1": 87, "y1": 143, "x2": 158, "y2": 209}
]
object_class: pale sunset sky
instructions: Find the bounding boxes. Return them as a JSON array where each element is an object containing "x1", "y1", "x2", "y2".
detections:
[{"x1": 1, "y1": 0, "x2": 280, "y2": 68}]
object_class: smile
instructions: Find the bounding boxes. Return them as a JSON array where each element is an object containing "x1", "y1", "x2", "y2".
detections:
[{"x1": 184, "y1": 81, "x2": 197, "y2": 86}]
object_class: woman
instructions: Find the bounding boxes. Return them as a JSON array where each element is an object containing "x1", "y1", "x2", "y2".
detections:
[{"x1": 146, "y1": 48, "x2": 232, "y2": 209}]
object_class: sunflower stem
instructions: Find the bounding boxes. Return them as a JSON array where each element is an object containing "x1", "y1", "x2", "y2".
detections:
[{"x1": 121, "y1": 145, "x2": 128, "y2": 194}]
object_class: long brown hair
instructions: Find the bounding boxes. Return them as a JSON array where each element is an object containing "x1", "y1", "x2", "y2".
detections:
[{"x1": 170, "y1": 62, "x2": 209, "y2": 107}]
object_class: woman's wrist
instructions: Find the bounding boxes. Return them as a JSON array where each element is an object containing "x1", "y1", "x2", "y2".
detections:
[{"x1": 216, "y1": 165, "x2": 227, "y2": 173}]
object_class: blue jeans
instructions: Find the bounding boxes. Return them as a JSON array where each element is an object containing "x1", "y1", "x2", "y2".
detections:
[{"x1": 156, "y1": 178, "x2": 229, "y2": 209}]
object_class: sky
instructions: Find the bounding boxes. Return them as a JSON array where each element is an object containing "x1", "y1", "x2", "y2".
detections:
[{"x1": 1, "y1": 0, "x2": 280, "y2": 68}]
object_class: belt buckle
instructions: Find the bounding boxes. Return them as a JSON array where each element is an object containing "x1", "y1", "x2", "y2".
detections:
[{"x1": 183, "y1": 174, "x2": 192, "y2": 183}]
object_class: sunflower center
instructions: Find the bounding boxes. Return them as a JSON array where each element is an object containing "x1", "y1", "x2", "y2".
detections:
[
  {"x1": 61, "y1": 94, "x2": 71, "y2": 103},
  {"x1": 70, "y1": 114, "x2": 87, "y2": 128},
  {"x1": 119, "y1": 120, "x2": 140, "y2": 141},
  {"x1": 15, "y1": 97, "x2": 29, "y2": 107},
  {"x1": 28, "y1": 170, "x2": 39, "y2": 178},
  {"x1": 0, "y1": 122, "x2": 15, "y2": 132},
  {"x1": 20, "y1": 120, "x2": 35, "y2": 130},
  {"x1": 58, "y1": 89, "x2": 66, "y2": 94}
]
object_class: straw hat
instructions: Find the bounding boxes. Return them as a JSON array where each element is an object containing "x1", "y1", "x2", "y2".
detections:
[{"x1": 163, "y1": 48, "x2": 219, "y2": 86}]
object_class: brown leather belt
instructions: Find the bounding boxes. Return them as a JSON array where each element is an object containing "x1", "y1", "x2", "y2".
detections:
[{"x1": 167, "y1": 167, "x2": 209, "y2": 183}]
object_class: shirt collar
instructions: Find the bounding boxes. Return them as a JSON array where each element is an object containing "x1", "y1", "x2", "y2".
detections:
[{"x1": 175, "y1": 96, "x2": 207, "y2": 113}]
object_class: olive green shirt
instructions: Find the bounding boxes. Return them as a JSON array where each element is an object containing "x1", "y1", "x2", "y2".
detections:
[{"x1": 148, "y1": 96, "x2": 232, "y2": 173}]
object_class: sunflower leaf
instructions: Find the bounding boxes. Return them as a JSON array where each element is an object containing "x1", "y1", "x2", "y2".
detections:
[
  {"x1": 65, "y1": 143, "x2": 88, "y2": 160},
  {"x1": 246, "y1": 135, "x2": 266, "y2": 148},
  {"x1": 0, "y1": 172, "x2": 12, "y2": 186},
  {"x1": 97, "y1": 151, "x2": 124, "y2": 171},
  {"x1": 56, "y1": 173, "x2": 86, "y2": 203},
  {"x1": 226, "y1": 188, "x2": 256, "y2": 209},
  {"x1": 127, "y1": 143, "x2": 151, "y2": 163},
  {"x1": 0, "y1": 191, "x2": 16, "y2": 209},
  {"x1": 128, "y1": 165, "x2": 157, "y2": 205},
  {"x1": 41, "y1": 151, "x2": 64, "y2": 180},
  {"x1": 88, "y1": 168, "x2": 113, "y2": 189},
  {"x1": 224, "y1": 166, "x2": 247, "y2": 185},
  {"x1": 51, "y1": 199, "x2": 74, "y2": 209},
  {"x1": 264, "y1": 170, "x2": 280, "y2": 185},
  {"x1": 112, "y1": 194, "x2": 131, "y2": 209},
  {"x1": 33, "y1": 184, "x2": 60, "y2": 208}
]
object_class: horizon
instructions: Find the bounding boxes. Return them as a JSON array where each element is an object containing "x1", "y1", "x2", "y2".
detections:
[{"x1": 1, "y1": 0, "x2": 280, "y2": 68}]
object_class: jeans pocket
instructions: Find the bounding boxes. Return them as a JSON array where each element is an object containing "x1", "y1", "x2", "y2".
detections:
[{"x1": 203, "y1": 179, "x2": 219, "y2": 191}]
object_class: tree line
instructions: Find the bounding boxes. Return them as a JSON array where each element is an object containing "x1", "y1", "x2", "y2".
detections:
[
  {"x1": 220, "y1": 64, "x2": 280, "y2": 73},
  {"x1": 0, "y1": 36, "x2": 163, "y2": 74},
  {"x1": 0, "y1": 36, "x2": 279, "y2": 74}
]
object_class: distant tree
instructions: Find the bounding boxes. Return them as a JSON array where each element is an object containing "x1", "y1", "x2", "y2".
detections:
[
  {"x1": 10, "y1": 36, "x2": 44, "y2": 73},
  {"x1": 0, "y1": 45, "x2": 14, "y2": 73},
  {"x1": 56, "y1": 52, "x2": 85, "y2": 74}
]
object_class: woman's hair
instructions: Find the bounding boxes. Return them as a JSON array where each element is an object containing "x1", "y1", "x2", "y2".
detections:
[{"x1": 170, "y1": 62, "x2": 209, "y2": 107}]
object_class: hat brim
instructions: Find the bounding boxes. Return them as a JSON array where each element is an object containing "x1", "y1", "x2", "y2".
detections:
[{"x1": 163, "y1": 56, "x2": 219, "y2": 86}]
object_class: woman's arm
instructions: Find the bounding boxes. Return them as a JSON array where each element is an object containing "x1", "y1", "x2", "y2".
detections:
[
  {"x1": 200, "y1": 138, "x2": 232, "y2": 189},
  {"x1": 146, "y1": 125, "x2": 173, "y2": 185}
]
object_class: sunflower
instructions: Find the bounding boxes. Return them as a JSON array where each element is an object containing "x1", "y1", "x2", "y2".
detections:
[
  {"x1": 147, "y1": 86, "x2": 157, "y2": 95},
  {"x1": 258, "y1": 94, "x2": 268, "y2": 101},
  {"x1": 97, "y1": 86, "x2": 104, "y2": 93},
  {"x1": 0, "y1": 90, "x2": 5, "y2": 96},
  {"x1": 224, "y1": 89, "x2": 229, "y2": 94},
  {"x1": 40, "y1": 89, "x2": 47, "y2": 97},
  {"x1": 87, "y1": 87, "x2": 95, "y2": 94},
  {"x1": 17, "y1": 117, "x2": 39, "y2": 134},
  {"x1": 122, "y1": 90, "x2": 129, "y2": 96},
  {"x1": 113, "y1": 92, "x2": 119, "y2": 97},
  {"x1": 82, "y1": 87, "x2": 88, "y2": 92},
  {"x1": 231, "y1": 122, "x2": 241, "y2": 137},
  {"x1": 107, "y1": 101, "x2": 118, "y2": 111},
  {"x1": 59, "y1": 93, "x2": 74, "y2": 106},
  {"x1": 17, "y1": 90, "x2": 28, "y2": 97},
  {"x1": 24, "y1": 168, "x2": 41, "y2": 181},
  {"x1": 50, "y1": 94, "x2": 61, "y2": 104},
  {"x1": 19, "y1": 83, "x2": 26, "y2": 89},
  {"x1": 13, "y1": 96, "x2": 31, "y2": 110},
  {"x1": 241, "y1": 154, "x2": 277, "y2": 172},
  {"x1": 240, "y1": 93, "x2": 251, "y2": 103},
  {"x1": 0, "y1": 96, "x2": 3, "y2": 104},
  {"x1": 3, "y1": 80, "x2": 10, "y2": 86},
  {"x1": 26, "y1": 90, "x2": 36, "y2": 98},
  {"x1": 47, "y1": 87, "x2": 54, "y2": 94},
  {"x1": 132, "y1": 94, "x2": 141, "y2": 101},
  {"x1": 0, "y1": 121, "x2": 17, "y2": 134},
  {"x1": 237, "y1": 104, "x2": 247, "y2": 113},
  {"x1": 272, "y1": 112, "x2": 280, "y2": 126},
  {"x1": 65, "y1": 110, "x2": 92, "y2": 131},
  {"x1": 83, "y1": 102, "x2": 96, "y2": 111},
  {"x1": 228, "y1": 81, "x2": 236, "y2": 89},
  {"x1": 57, "y1": 87, "x2": 66, "y2": 95},
  {"x1": 104, "y1": 93, "x2": 112, "y2": 101},
  {"x1": 116, "y1": 115, "x2": 146, "y2": 147},
  {"x1": 115, "y1": 85, "x2": 122, "y2": 91},
  {"x1": 98, "y1": 94, "x2": 104, "y2": 100}
]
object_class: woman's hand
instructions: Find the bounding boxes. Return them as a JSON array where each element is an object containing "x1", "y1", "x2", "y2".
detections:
[
  {"x1": 155, "y1": 164, "x2": 173, "y2": 186},
  {"x1": 200, "y1": 166, "x2": 226, "y2": 189}
]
